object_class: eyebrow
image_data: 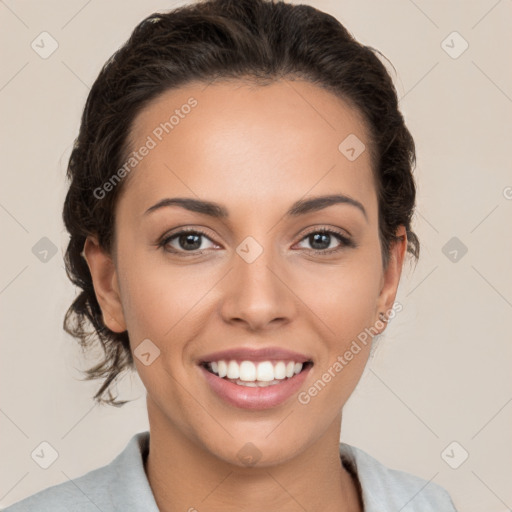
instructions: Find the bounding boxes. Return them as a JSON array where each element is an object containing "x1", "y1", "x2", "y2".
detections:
[{"x1": 144, "y1": 194, "x2": 367, "y2": 221}]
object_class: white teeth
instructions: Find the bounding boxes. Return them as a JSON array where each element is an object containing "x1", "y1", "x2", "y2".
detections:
[
  {"x1": 217, "y1": 360, "x2": 227, "y2": 378},
  {"x1": 227, "y1": 360, "x2": 240, "y2": 379},
  {"x1": 239, "y1": 361, "x2": 256, "y2": 381},
  {"x1": 206, "y1": 359, "x2": 308, "y2": 382},
  {"x1": 238, "y1": 380, "x2": 258, "y2": 387},
  {"x1": 274, "y1": 361, "x2": 286, "y2": 380},
  {"x1": 256, "y1": 361, "x2": 275, "y2": 382},
  {"x1": 233, "y1": 379, "x2": 283, "y2": 387}
]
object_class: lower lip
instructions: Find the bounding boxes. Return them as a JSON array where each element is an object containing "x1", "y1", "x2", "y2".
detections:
[{"x1": 199, "y1": 364, "x2": 312, "y2": 410}]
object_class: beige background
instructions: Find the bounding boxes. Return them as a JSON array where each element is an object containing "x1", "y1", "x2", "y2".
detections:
[{"x1": 1, "y1": 1, "x2": 511, "y2": 511}]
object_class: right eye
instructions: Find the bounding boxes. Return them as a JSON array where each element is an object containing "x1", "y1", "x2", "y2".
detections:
[{"x1": 159, "y1": 228, "x2": 220, "y2": 255}]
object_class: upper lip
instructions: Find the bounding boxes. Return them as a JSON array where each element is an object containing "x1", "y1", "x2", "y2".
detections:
[{"x1": 198, "y1": 346, "x2": 313, "y2": 364}]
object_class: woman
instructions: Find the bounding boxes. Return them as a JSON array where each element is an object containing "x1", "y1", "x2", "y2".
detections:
[{"x1": 5, "y1": 0, "x2": 458, "y2": 510}]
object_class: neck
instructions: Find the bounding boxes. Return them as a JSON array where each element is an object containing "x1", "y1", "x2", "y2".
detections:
[{"x1": 144, "y1": 399, "x2": 363, "y2": 512}]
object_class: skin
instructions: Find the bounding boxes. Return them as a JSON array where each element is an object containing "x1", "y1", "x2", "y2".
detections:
[{"x1": 84, "y1": 79, "x2": 407, "y2": 512}]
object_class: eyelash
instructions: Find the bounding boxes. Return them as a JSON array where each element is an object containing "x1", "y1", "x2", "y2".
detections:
[{"x1": 157, "y1": 226, "x2": 355, "y2": 257}]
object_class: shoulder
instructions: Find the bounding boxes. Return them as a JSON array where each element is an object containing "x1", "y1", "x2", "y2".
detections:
[
  {"x1": 339, "y1": 442, "x2": 458, "y2": 512},
  {"x1": 2, "y1": 464, "x2": 114, "y2": 512},
  {"x1": 2, "y1": 431, "x2": 158, "y2": 512}
]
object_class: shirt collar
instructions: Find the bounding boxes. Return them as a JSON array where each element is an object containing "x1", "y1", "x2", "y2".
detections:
[
  {"x1": 113, "y1": 431, "x2": 371, "y2": 511},
  {"x1": 107, "y1": 431, "x2": 159, "y2": 511}
]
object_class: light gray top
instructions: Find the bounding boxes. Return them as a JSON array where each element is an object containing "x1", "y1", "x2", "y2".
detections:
[{"x1": 3, "y1": 431, "x2": 458, "y2": 511}]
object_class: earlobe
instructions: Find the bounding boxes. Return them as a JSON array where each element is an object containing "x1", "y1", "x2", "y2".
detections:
[
  {"x1": 82, "y1": 236, "x2": 127, "y2": 333},
  {"x1": 376, "y1": 226, "x2": 407, "y2": 328}
]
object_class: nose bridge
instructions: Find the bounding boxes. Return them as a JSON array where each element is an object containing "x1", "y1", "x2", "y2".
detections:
[{"x1": 220, "y1": 234, "x2": 294, "y2": 328}]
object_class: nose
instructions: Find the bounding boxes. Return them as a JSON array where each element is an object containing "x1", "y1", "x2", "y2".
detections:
[{"x1": 219, "y1": 241, "x2": 296, "y2": 331}]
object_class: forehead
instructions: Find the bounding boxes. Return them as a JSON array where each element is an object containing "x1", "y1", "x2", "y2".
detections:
[{"x1": 119, "y1": 79, "x2": 377, "y2": 221}]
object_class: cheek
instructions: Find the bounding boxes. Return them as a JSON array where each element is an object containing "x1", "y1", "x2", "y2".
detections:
[
  {"x1": 116, "y1": 246, "x2": 216, "y2": 348},
  {"x1": 298, "y1": 266, "x2": 380, "y2": 414},
  {"x1": 307, "y1": 261, "x2": 382, "y2": 338}
]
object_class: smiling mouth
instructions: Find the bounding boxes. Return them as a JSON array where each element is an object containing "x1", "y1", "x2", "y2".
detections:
[{"x1": 200, "y1": 360, "x2": 314, "y2": 387}]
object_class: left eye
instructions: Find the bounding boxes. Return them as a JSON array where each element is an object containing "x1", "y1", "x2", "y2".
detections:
[{"x1": 295, "y1": 230, "x2": 351, "y2": 253}]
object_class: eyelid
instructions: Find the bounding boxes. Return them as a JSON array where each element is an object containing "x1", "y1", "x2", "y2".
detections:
[{"x1": 298, "y1": 224, "x2": 351, "y2": 240}]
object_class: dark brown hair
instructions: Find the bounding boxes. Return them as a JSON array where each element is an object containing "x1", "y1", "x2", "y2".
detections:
[{"x1": 63, "y1": 0, "x2": 419, "y2": 406}]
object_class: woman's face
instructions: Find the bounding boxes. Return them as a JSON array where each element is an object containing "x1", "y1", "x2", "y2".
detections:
[{"x1": 86, "y1": 79, "x2": 406, "y2": 466}]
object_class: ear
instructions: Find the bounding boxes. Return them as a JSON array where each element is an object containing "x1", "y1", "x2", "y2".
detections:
[
  {"x1": 375, "y1": 225, "x2": 407, "y2": 329},
  {"x1": 82, "y1": 236, "x2": 127, "y2": 333}
]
